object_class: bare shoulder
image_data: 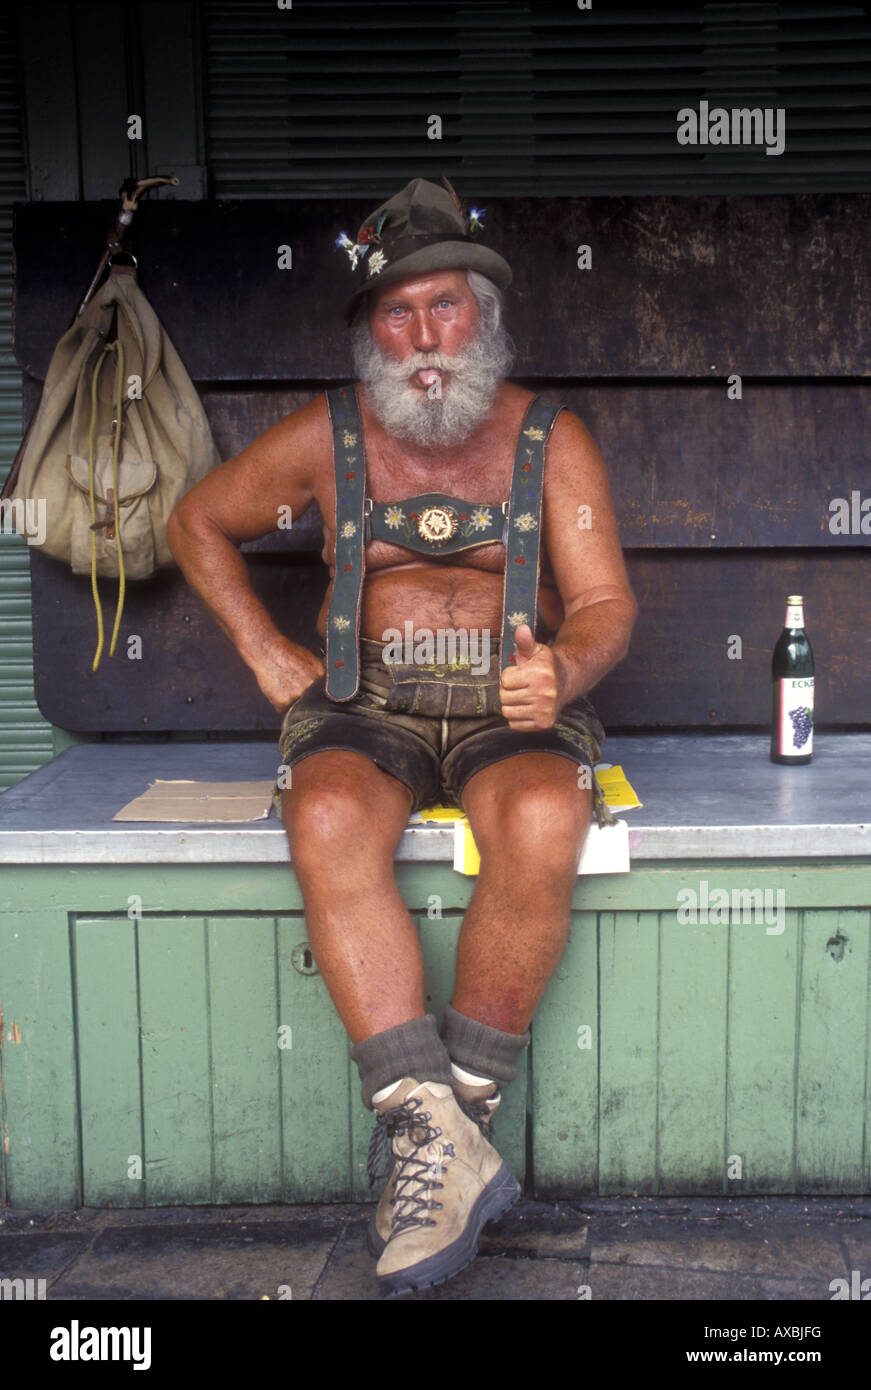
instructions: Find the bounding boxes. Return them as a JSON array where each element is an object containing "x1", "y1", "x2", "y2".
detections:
[
  {"x1": 539, "y1": 403, "x2": 633, "y2": 609},
  {"x1": 546, "y1": 406, "x2": 606, "y2": 479}
]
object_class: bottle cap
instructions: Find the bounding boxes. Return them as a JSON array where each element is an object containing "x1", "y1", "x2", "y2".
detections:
[{"x1": 786, "y1": 594, "x2": 803, "y2": 603}]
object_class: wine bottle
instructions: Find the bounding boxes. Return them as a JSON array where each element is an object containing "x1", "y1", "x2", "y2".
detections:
[{"x1": 770, "y1": 594, "x2": 814, "y2": 764}]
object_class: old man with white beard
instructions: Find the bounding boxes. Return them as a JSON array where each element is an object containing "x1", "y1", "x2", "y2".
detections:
[{"x1": 167, "y1": 178, "x2": 637, "y2": 1296}]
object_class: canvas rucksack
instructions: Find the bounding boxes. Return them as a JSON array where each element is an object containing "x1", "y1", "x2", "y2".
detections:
[{"x1": 2, "y1": 263, "x2": 221, "y2": 668}]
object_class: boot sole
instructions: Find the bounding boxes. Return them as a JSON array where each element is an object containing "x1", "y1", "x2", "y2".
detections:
[{"x1": 373, "y1": 1162, "x2": 522, "y2": 1296}]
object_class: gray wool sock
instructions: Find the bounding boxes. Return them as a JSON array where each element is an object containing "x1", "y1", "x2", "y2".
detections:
[
  {"x1": 350, "y1": 1014, "x2": 453, "y2": 1110},
  {"x1": 441, "y1": 1002, "x2": 530, "y2": 1086}
]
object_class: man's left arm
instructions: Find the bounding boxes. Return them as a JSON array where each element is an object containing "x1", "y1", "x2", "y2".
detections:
[{"x1": 499, "y1": 409, "x2": 638, "y2": 730}]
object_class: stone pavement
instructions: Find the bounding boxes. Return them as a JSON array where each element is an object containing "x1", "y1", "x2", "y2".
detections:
[{"x1": 2, "y1": 1195, "x2": 870, "y2": 1301}]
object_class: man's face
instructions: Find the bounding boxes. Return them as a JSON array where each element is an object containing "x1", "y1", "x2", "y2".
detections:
[
  {"x1": 351, "y1": 267, "x2": 513, "y2": 448},
  {"x1": 367, "y1": 270, "x2": 480, "y2": 397}
]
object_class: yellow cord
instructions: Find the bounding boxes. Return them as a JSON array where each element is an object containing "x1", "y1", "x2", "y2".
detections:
[
  {"x1": 88, "y1": 339, "x2": 128, "y2": 670},
  {"x1": 88, "y1": 350, "x2": 107, "y2": 672},
  {"x1": 107, "y1": 339, "x2": 126, "y2": 656}
]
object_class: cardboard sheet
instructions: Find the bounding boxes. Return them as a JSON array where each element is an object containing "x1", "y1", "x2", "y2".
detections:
[{"x1": 113, "y1": 779, "x2": 276, "y2": 823}]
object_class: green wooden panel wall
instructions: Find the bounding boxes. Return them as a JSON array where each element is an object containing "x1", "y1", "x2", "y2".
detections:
[
  {"x1": 2, "y1": 860, "x2": 869, "y2": 1208},
  {"x1": 532, "y1": 895, "x2": 871, "y2": 1198},
  {"x1": 68, "y1": 908, "x2": 528, "y2": 1209}
]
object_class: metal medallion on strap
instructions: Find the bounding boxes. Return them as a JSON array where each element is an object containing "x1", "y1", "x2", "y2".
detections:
[
  {"x1": 499, "y1": 395, "x2": 564, "y2": 671},
  {"x1": 325, "y1": 385, "x2": 366, "y2": 700}
]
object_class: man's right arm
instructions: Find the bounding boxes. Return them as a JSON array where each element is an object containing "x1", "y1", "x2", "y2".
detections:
[{"x1": 166, "y1": 395, "x2": 330, "y2": 712}]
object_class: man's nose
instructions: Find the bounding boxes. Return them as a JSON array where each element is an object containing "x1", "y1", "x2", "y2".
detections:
[{"x1": 410, "y1": 310, "x2": 439, "y2": 352}]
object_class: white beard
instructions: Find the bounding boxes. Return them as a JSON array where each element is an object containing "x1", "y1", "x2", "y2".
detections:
[{"x1": 350, "y1": 315, "x2": 514, "y2": 448}]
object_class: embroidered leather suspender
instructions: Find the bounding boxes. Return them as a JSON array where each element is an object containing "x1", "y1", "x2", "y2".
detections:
[
  {"x1": 324, "y1": 384, "x2": 564, "y2": 701},
  {"x1": 498, "y1": 393, "x2": 564, "y2": 672},
  {"x1": 324, "y1": 386, "x2": 366, "y2": 701}
]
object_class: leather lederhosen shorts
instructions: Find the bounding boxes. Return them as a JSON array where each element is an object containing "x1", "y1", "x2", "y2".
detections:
[{"x1": 272, "y1": 637, "x2": 618, "y2": 828}]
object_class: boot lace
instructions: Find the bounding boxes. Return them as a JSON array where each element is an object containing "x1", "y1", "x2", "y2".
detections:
[{"x1": 367, "y1": 1094, "x2": 456, "y2": 1237}]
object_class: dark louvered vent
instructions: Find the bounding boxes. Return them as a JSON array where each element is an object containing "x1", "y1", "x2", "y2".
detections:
[
  {"x1": 204, "y1": 0, "x2": 871, "y2": 197},
  {"x1": 0, "y1": 3, "x2": 55, "y2": 790}
]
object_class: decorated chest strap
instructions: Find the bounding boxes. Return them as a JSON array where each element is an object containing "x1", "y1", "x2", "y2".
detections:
[
  {"x1": 499, "y1": 395, "x2": 564, "y2": 671},
  {"x1": 325, "y1": 385, "x2": 367, "y2": 700},
  {"x1": 368, "y1": 494, "x2": 505, "y2": 553}
]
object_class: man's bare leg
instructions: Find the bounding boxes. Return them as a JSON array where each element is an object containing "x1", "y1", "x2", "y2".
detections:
[
  {"x1": 281, "y1": 749, "x2": 423, "y2": 1044},
  {"x1": 453, "y1": 752, "x2": 593, "y2": 1034}
]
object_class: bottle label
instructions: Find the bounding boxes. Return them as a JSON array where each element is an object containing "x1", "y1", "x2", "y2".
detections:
[
  {"x1": 784, "y1": 603, "x2": 804, "y2": 628},
  {"x1": 776, "y1": 676, "x2": 814, "y2": 755}
]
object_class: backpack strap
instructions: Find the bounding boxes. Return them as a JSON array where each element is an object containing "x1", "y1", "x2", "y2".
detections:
[
  {"x1": 499, "y1": 395, "x2": 564, "y2": 671},
  {"x1": 324, "y1": 385, "x2": 367, "y2": 700}
]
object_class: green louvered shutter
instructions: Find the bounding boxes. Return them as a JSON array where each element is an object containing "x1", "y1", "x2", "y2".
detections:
[
  {"x1": 0, "y1": 5, "x2": 55, "y2": 792},
  {"x1": 203, "y1": 0, "x2": 871, "y2": 197}
]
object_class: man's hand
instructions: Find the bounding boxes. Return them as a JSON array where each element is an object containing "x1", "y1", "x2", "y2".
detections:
[
  {"x1": 499, "y1": 624, "x2": 569, "y2": 730},
  {"x1": 251, "y1": 640, "x2": 326, "y2": 714}
]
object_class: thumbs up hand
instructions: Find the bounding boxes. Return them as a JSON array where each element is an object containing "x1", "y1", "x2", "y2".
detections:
[{"x1": 499, "y1": 624, "x2": 569, "y2": 729}]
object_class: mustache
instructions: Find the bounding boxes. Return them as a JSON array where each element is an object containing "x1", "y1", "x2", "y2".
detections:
[{"x1": 372, "y1": 350, "x2": 463, "y2": 381}]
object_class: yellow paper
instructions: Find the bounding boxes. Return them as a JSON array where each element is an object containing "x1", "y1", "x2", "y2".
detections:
[
  {"x1": 459, "y1": 821, "x2": 481, "y2": 874},
  {"x1": 413, "y1": 804, "x2": 464, "y2": 823},
  {"x1": 594, "y1": 765, "x2": 642, "y2": 809}
]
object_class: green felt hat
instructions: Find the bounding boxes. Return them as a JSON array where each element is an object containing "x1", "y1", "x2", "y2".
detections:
[{"x1": 337, "y1": 177, "x2": 512, "y2": 323}]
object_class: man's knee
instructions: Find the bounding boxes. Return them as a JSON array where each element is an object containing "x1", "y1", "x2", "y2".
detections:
[
  {"x1": 467, "y1": 764, "x2": 592, "y2": 878},
  {"x1": 282, "y1": 751, "x2": 412, "y2": 872}
]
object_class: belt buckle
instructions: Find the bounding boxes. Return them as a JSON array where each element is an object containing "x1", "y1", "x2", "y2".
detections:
[{"x1": 416, "y1": 504, "x2": 458, "y2": 544}]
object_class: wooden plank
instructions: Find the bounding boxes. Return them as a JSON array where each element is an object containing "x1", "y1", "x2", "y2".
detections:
[
  {"x1": 207, "y1": 915, "x2": 282, "y2": 1203},
  {"x1": 14, "y1": 195, "x2": 871, "y2": 380},
  {"x1": 140, "y1": 2, "x2": 206, "y2": 199},
  {"x1": 796, "y1": 908, "x2": 869, "y2": 1192},
  {"x1": 598, "y1": 910, "x2": 658, "y2": 1195},
  {"x1": 2, "y1": 863, "x2": 869, "y2": 924},
  {"x1": 529, "y1": 910, "x2": 599, "y2": 1198},
  {"x1": 21, "y1": 360, "x2": 871, "y2": 557},
  {"x1": 0, "y1": 909, "x2": 79, "y2": 1207},
  {"x1": 29, "y1": 545, "x2": 871, "y2": 731},
  {"x1": 657, "y1": 911, "x2": 728, "y2": 1193},
  {"x1": 593, "y1": 548, "x2": 871, "y2": 729},
  {"x1": 138, "y1": 915, "x2": 212, "y2": 1203},
  {"x1": 73, "y1": 4, "x2": 136, "y2": 201},
  {"x1": 29, "y1": 546, "x2": 325, "y2": 733},
  {"x1": 186, "y1": 381, "x2": 871, "y2": 551},
  {"x1": 74, "y1": 916, "x2": 143, "y2": 1207},
  {"x1": 726, "y1": 903, "x2": 800, "y2": 1194},
  {"x1": 276, "y1": 913, "x2": 352, "y2": 1201},
  {"x1": 573, "y1": 382, "x2": 871, "y2": 551},
  {"x1": 18, "y1": 5, "x2": 81, "y2": 201}
]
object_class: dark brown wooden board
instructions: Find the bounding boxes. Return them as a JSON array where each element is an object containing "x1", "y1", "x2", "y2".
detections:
[
  {"x1": 31, "y1": 546, "x2": 870, "y2": 732},
  {"x1": 197, "y1": 381, "x2": 871, "y2": 551},
  {"x1": 30, "y1": 547, "x2": 325, "y2": 734},
  {"x1": 13, "y1": 195, "x2": 871, "y2": 380},
  {"x1": 592, "y1": 549, "x2": 871, "y2": 729}
]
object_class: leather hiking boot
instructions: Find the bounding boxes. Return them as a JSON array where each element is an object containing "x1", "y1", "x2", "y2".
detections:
[
  {"x1": 452, "y1": 1076, "x2": 502, "y2": 1140},
  {"x1": 367, "y1": 1076, "x2": 503, "y2": 1258},
  {"x1": 364, "y1": 1077, "x2": 520, "y2": 1296}
]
